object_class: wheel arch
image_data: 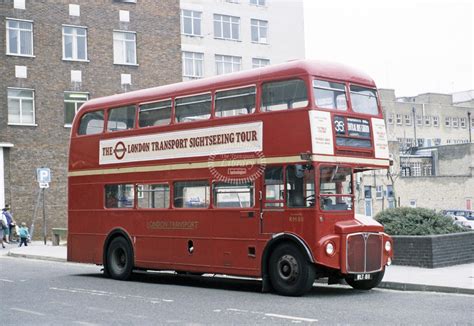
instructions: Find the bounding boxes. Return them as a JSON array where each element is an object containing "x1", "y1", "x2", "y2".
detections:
[
  {"x1": 102, "y1": 228, "x2": 135, "y2": 267},
  {"x1": 261, "y1": 233, "x2": 315, "y2": 279}
]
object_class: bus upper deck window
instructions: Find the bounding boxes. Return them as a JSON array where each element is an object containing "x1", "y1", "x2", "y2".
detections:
[
  {"x1": 107, "y1": 105, "x2": 136, "y2": 132},
  {"x1": 78, "y1": 110, "x2": 104, "y2": 135},
  {"x1": 313, "y1": 79, "x2": 347, "y2": 110},
  {"x1": 261, "y1": 79, "x2": 308, "y2": 112},
  {"x1": 175, "y1": 93, "x2": 211, "y2": 123},
  {"x1": 139, "y1": 100, "x2": 172, "y2": 127},
  {"x1": 215, "y1": 86, "x2": 256, "y2": 117},
  {"x1": 350, "y1": 85, "x2": 378, "y2": 115}
]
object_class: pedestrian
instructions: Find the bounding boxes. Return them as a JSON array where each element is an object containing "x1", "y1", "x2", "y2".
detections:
[
  {"x1": 18, "y1": 222, "x2": 30, "y2": 247},
  {"x1": 2, "y1": 205, "x2": 15, "y2": 243},
  {"x1": 0, "y1": 212, "x2": 7, "y2": 248}
]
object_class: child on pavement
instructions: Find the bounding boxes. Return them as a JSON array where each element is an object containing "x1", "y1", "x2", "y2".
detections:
[{"x1": 18, "y1": 222, "x2": 30, "y2": 247}]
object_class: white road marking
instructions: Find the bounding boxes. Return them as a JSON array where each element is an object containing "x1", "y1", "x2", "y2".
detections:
[
  {"x1": 73, "y1": 321, "x2": 99, "y2": 326},
  {"x1": 265, "y1": 313, "x2": 318, "y2": 323},
  {"x1": 10, "y1": 308, "x2": 45, "y2": 316},
  {"x1": 227, "y1": 308, "x2": 249, "y2": 313},
  {"x1": 0, "y1": 278, "x2": 14, "y2": 282}
]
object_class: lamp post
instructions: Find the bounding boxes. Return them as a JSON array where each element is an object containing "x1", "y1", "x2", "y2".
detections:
[
  {"x1": 468, "y1": 112, "x2": 472, "y2": 143},
  {"x1": 412, "y1": 107, "x2": 417, "y2": 147}
]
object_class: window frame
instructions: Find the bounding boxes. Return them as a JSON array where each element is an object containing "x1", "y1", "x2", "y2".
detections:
[
  {"x1": 250, "y1": 18, "x2": 268, "y2": 44},
  {"x1": 77, "y1": 109, "x2": 105, "y2": 136},
  {"x1": 181, "y1": 9, "x2": 202, "y2": 37},
  {"x1": 62, "y1": 24, "x2": 88, "y2": 62},
  {"x1": 138, "y1": 98, "x2": 172, "y2": 128},
  {"x1": 113, "y1": 30, "x2": 137, "y2": 66},
  {"x1": 348, "y1": 84, "x2": 379, "y2": 115},
  {"x1": 182, "y1": 51, "x2": 204, "y2": 78},
  {"x1": 212, "y1": 181, "x2": 255, "y2": 209},
  {"x1": 104, "y1": 183, "x2": 135, "y2": 209},
  {"x1": 7, "y1": 87, "x2": 36, "y2": 126},
  {"x1": 173, "y1": 180, "x2": 210, "y2": 209},
  {"x1": 252, "y1": 57, "x2": 270, "y2": 68},
  {"x1": 106, "y1": 104, "x2": 137, "y2": 132},
  {"x1": 214, "y1": 84, "x2": 256, "y2": 119},
  {"x1": 262, "y1": 78, "x2": 309, "y2": 112},
  {"x1": 174, "y1": 92, "x2": 212, "y2": 124},
  {"x1": 213, "y1": 14, "x2": 240, "y2": 41},
  {"x1": 6, "y1": 18, "x2": 34, "y2": 57},
  {"x1": 64, "y1": 91, "x2": 89, "y2": 128},
  {"x1": 215, "y1": 54, "x2": 242, "y2": 75},
  {"x1": 318, "y1": 165, "x2": 354, "y2": 212}
]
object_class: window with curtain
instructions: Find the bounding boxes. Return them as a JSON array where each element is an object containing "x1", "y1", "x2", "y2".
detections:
[
  {"x1": 62, "y1": 26, "x2": 87, "y2": 61},
  {"x1": 7, "y1": 88, "x2": 35, "y2": 125},
  {"x1": 113, "y1": 31, "x2": 136, "y2": 65},
  {"x1": 7, "y1": 19, "x2": 33, "y2": 56},
  {"x1": 182, "y1": 51, "x2": 204, "y2": 78}
]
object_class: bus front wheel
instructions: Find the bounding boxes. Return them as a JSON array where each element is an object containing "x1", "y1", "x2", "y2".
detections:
[
  {"x1": 269, "y1": 243, "x2": 315, "y2": 296},
  {"x1": 345, "y1": 270, "x2": 385, "y2": 290},
  {"x1": 105, "y1": 237, "x2": 133, "y2": 281}
]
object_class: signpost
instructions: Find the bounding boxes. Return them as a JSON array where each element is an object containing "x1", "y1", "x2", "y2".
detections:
[{"x1": 35, "y1": 168, "x2": 51, "y2": 245}]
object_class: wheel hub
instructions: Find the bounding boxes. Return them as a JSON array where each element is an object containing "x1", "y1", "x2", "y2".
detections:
[{"x1": 277, "y1": 254, "x2": 299, "y2": 282}]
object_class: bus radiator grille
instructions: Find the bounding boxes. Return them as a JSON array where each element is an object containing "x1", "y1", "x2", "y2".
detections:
[{"x1": 346, "y1": 233, "x2": 383, "y2": 273}]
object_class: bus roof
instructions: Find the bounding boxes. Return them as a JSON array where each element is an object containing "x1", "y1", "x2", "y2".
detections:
[{"x1": 81, "y1": 59, "x2": 376, "y2": 111}]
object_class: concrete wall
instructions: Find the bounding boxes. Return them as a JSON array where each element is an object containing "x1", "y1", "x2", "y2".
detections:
[{"x1": 0, "y1": 0, "x2": 181, "y2": 235}]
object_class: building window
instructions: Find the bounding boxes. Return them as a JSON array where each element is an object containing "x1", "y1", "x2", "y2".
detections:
[
  {"x1": 226, "y1": 0, "x2": 240, "y2": 3},
  {"x1": 214, "y1": 14, "x2": 240, "y2": 41},
  {"x1": 434, "y1": 138, "x2": 441, "y2": 145},
  {"x1": 62, "y1": 26, "x2": 87, "y2": 61},
  {"x1": 387, "y1": 113, "x2": 394, "y2": 124},
  {"x1": 375, "y1": 185, "x2": 383, "y2": 199},
  {"x1": 445, "y1": 117, "x2": 451, "y2": 127},
  {"x1": 252, "y1": 58, "x2": 270, "y2": 68},
  {"x1": 452, "y1": 117, "x2": 459, "y2": 128},
  {"x1": 7, "y1": 88, "x2": 35, "y2": 125},
  {"x1": 404, "y1": 114, "x2": 411, "y2": 126},
  {"x1": 396, "y1": 114, "x2": 402, "y2": 125},
  {"x1": 251, "y1": 19, "x2": 268, "y2": 43},
  {"x1": 215, "y1": 54, "x2": 241, "y2": 75},
  {"x1": 460, "y1": 117, "x2": 467, "y2": 128},
  {"x1": 181, "y1": 10, "x2": 202, "y2": 36},
  {"x1": 182, "y1": 51, "x2": 203, "y2": 78},
  {"x1": 433, "y1": 116, "x2": 439, "y2": 127},
  {"x1": 416, "y1": 115, "x2": 422, "y2": 126},
  {"x1": 113, "y1": 31, "x2": 136, "y2": 65},
  {"x1": 409, "y1": 199, "x2": 417, "y2": 208},
  {"x1": 6, "y1": 19, "x2": 33, "y2": 56},
  {"x1": 424, "y1": 116, "x2": 431, "y2": 126},
  {"x1": 364, "y1": 186, "x2": 372, "y2": 199},
  {"x1": 64, "y1": 92, "x2": 89, "y2": 126},
  {"x1": 250, "y1": 0, "x2": 265, "y2": 5}
]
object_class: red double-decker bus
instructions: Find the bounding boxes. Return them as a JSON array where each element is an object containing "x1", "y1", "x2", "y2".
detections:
[{"x1": 68, "y1": 60, "x2": 393, "y2": 296}]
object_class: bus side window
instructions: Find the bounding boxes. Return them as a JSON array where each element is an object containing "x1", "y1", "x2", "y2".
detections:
[
  {"x1": 78, "y1": 110, "x2": 104, "y2": 135},
  {"x1": 286, "y1": 164, "x2": 315, "y2": 208},
  {"x1": 137, "y1": 184, "x2": 170, "y2": 208},
  {"x1": 175, "y1": 93, "x2": 211, "y2": 123},
  {"x1": 264, "y1": 166, "x2": 284, "y2": 207},
  {"x1": 107, "y1": 105, "x2": 136, "y2": 132},
  {"x1": 215, "y1": 86, "x2": 256, "y2": 117},
  {"x1": 174, "y1": 180, "x2": 210, "y2": 208},
  {"x1": 105, "y1": 184, "x2": 134, "y2": 208},
  {"x1": 213, "y1": 182, "x2": 254, "y2": 208},
  {"x1": 139, "y1": 100, "x2": 172, "y2": 127},
  {"x1": 313, "y1": 79, "x2": 347, "y2": 110},
  {"x1": 261, "y1": 79, "x2": 308, "y2": 112}
]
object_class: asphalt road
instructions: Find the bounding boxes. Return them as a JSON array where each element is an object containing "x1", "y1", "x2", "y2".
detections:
[{"x1": 0, "y1": 256, "x2": 472, "y2": 325}]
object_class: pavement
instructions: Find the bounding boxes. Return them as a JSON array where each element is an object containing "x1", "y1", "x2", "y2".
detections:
[{"x1": 2, "y1": 240, "x2": 473, "y2": 295}]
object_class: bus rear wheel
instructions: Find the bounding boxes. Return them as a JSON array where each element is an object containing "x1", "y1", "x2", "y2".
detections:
[
  {"x1": 345, "y1": 270, "x2": 385, "y2": 290},
  {"x1": 269, "y1": 243, "x2": 315, "y2": 296},
  {"x1": 106, "y1": 237, "x2": 133, "y2": 281}
]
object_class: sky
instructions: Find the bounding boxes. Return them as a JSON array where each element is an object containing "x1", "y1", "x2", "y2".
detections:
[{"x1": 303, "y1": 0, "x2": 473, "y2": 97}]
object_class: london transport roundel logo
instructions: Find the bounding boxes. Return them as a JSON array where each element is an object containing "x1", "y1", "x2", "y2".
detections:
[{"x1": 114, "y1": 141, "x2": 127, "y2": 160}]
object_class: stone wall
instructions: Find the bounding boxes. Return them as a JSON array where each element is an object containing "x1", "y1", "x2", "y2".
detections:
[{"x1": 392, "y1": 232, "x2": 474, "y2": 268}]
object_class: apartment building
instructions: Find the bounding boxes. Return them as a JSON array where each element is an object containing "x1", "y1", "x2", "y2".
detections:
[
  {"x1": 180, "y1": 0, "x2": 305, "y2": 80},
  {"x1": 0, "y1": 0, "x2": 181, "y2": 229}
]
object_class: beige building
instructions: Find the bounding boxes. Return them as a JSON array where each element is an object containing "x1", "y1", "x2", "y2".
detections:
[{"x1": 355, "y1": 90, "x2": 474, "y2": 217}]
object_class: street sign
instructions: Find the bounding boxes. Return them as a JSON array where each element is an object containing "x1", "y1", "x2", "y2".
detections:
[
  {"x1": 39, "y1": 182, "x2": 49, "y2": 188},
  {"x1": 37, "y1": 167, "x2": 51, "y2": 183}
]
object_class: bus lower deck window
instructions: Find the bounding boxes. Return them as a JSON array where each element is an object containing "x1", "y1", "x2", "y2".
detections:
[
  {"x1": 213, "y1": 182, "x2": 254, "y2": 208},
  {"x1": 105, "y1": 184, "x2": 134, "y2": 208},
  {"x1": 174, "y1": 181, "x2": 210, "y2": 208},
  {"x1": 137, "y1": 184, "x2": 170, "y2": 208}
]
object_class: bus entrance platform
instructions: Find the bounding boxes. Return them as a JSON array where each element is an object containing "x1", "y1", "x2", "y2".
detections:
[{"x1": 2, "y1": 241, "x2": 473, "y2": 295}]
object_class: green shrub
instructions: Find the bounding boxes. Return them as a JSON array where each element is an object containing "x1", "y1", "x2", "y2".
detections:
[{"x1": 374, "y1": 207, "x2": 466, "y2": 236}]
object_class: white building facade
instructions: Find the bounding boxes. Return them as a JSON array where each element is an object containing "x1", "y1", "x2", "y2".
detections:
[{"x1": 180, "y1": 0, "x2": 305, "y2": 80}]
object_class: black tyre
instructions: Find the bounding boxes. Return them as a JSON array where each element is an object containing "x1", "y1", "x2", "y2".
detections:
[
  {"x1": 105, "y1": 237, "x2": 133, "y2": 280},
  {"x1": 268, "y1": 243, "x2": 316, "y2": 296},
  {"x1": 345, "y1": 270, "x2": 385, "y2": 290}
]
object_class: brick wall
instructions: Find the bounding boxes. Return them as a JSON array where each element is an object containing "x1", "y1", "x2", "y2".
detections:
[
  {"x1": 0, "y1": 0, "x2": 181, "y2": 237},
  {"x1": 392, "y1": 232, "x2": 474, "y2": 268}
]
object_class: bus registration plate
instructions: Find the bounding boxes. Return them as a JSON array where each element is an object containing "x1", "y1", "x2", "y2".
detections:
[{"x1": 355, "y1": 273, "x2": 372, "y2": 281}]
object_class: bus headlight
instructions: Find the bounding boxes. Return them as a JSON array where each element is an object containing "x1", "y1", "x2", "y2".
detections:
[
  {"x1": 385, "y1": 240, "x2": 391, "y2": 252},
  {"x1": 325, "y1": 242, "x2": 335, "y2": 256}
]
